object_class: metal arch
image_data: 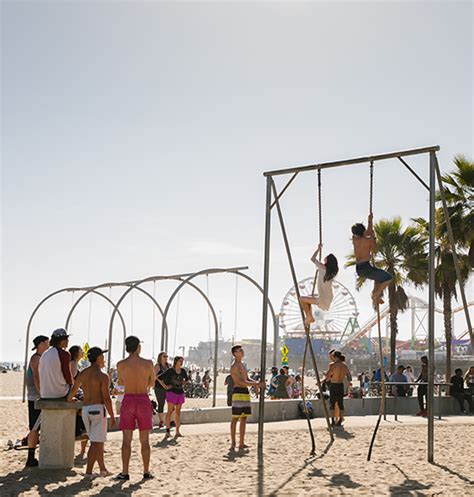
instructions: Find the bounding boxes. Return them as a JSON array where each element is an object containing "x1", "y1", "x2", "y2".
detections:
[
  {"x1": 64, "y1": 289, "x2": 127, "y2": 354},
  {"x1": 64, "y1": 283, "x2": 167, "y2": 358},
  {"x1": 161, "y1": 269, "x2": 280, "y2": 366},
  {"x1": 107, "y1": 274, "x2": 220, "y2": 406},
  {"x1": 65, "y1": 289, "x2": 128, "y2": 350},
  {"x1": 233, "y1": 270, "x2": 279, "y2": 367},
  {"x1": 160, "y1": 268, "x2": 228, "y2": 407},
  {"x1": 160, "y1": 268, "x2": 280, "y2": 407},
  {"x1": 22, "y1": 286, "x2": 129, "y2": 402}
]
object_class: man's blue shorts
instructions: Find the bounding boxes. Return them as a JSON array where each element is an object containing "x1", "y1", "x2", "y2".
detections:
[{"x1": 356, "y1": 261, "x2": 392, "y2": 283}]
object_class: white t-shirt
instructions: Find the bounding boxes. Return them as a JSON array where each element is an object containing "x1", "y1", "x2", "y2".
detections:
[
  {"x1": 39, "y1": 347, "x2": 70, "y2": 398},
  {"x1": 314, "y1": 260, "x2": 333, "y2": 311}
]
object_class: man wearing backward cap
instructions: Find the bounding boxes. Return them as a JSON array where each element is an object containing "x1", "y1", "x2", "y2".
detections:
[{"x1": 68, "y1": 347, "x2": 115, "y2": 478}]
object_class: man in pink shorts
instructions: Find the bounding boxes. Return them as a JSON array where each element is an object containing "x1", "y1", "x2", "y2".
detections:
[{"x1": 115, "y1": 336, "x2": 155, "y2": 481}]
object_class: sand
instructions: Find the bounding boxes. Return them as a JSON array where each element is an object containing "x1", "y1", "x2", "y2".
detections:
[{"x1": 1, "y1": 371, "x2": 473, "y2": 496}]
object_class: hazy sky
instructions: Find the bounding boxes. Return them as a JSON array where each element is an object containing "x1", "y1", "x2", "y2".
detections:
[{"x1": 2, "y1": 1, "x2": 473, "y2": 364}]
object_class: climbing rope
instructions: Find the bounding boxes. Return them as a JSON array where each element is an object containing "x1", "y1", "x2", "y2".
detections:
[
  {"x1": 367, "y1": 159, "x2": 387, "y2": 461},
  {"x1": 311, "y1": 168, "x2": 323, "y2": 296}
]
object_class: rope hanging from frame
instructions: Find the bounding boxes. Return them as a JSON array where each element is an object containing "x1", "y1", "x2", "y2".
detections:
[
  {"x1": 367, "y1": 159, "x2": 387, "y2": 461},
  {"x1": 311, "y1": 169, "x2": 323, "y2": 296}
]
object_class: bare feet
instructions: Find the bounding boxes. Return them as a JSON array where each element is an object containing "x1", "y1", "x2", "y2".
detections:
[{"x1": 304, "y1": 315, "x2": 315, "y2": 326}]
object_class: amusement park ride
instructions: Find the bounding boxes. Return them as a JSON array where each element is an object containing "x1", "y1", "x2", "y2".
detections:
[{"x1": 279, "y1": 276, "x2": 473, "y2": 351}]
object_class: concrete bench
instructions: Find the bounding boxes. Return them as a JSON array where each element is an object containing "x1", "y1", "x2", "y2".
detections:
[{"x1": 35, "y1": 399, "x2": 83, "y2": 469}]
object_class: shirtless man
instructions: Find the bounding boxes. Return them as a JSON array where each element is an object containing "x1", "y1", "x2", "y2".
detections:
[
  {"x1": 115, "y1": 336, "x2": 155, "y2": 480},
  {"x1": 351, "y1": 213, "x2": 392, "y2": 308},
  {"x1": 229, "y1": 345, "x2": 265, "y2": 452},
  {"x1": 325, "y1": 350, "x2": 351, "y2": 426},
  {"x1": 67, "y1": 347, "x2": 115, "y2": 478}
]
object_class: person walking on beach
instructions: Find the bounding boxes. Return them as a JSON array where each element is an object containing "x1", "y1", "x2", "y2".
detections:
[
  {"x1": 153, "y1": 352, "x2": 170, "y2": 428},
  {"x1": 229, "y1": 345, "x2": 264, "y2": 452},
  {"x1": 116, "y1": 336, "x2": 155, "y2": 481},
  {"x1": 325, "y1": 350, "x2": 351, "y2": 426},
  {"x1": 68, "y1": 347, "x2": 115, "y2": 478},
  {"x1": 416, "y1": 356, "x2": 428, "y2": 417},
  {"x1": 158, "y1": 356, "x2": 188, "y2": 439},
  {"x1": 24, "y1": 335, "x2": 49, "y2": 467}
]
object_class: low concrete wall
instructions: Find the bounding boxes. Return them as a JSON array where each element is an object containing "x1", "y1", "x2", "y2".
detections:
[{"x1": 164, "y1": 396, "x2": 461, "y2": 426}]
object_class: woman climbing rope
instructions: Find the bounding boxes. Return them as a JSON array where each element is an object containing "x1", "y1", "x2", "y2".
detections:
[{"x1": 299, "y1": 244, "x2": 339, "y2": 326}]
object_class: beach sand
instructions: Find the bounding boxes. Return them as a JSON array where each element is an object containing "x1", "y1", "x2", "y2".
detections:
[{"x1": 1, "y1": 371, "x2": 473, "y2": 496}]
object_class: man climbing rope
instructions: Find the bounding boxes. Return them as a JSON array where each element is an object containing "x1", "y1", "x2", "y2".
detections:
[
  {"x1": 351, "y1": 213, "x2": 392, "y2": 308},
  {"x1": 299, "y1": 244, "x2": 339, "y2": 326}
]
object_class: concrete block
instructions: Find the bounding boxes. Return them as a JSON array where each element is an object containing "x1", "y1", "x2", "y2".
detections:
[{"x1": 36, "y1": 400, "x2": 81, "y2": 470}]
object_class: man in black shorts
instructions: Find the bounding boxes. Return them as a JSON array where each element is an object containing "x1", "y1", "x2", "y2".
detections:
[
  {"x1": 352, "y1": 214, "x2": 392, "y2": 308},
  {"x1": 325, "y1": 350, "x2": 351, "y2": 426}
]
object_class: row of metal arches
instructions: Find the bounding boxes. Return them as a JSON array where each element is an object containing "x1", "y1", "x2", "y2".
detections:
[{"x1": 23, "y1": 268, "x2": 279, "y2": 407}]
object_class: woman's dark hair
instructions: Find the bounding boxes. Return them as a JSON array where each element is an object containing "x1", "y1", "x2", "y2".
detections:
[
  {"x1": 69, "y1": 345, "x2": 82, "y2": 361},
  {"x1": 324, "y1": 254, "x2": 339, "y2": 282},
  {"x1": 157, "y1": 351, "x2": 168, "y2": 364},
  {"x1": 351, "y1": 223, "x2": 366, "y2": 237},
  {"x1": 173, "y1": 356, "x2": 184, "y2": 367}
]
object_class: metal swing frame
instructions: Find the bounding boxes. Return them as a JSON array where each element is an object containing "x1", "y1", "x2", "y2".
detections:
[{"x1": 258, "y1": 145, "x2": 473, "y2": 463}]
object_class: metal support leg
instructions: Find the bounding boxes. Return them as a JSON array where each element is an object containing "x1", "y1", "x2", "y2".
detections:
[
  {"x1": 257, "y1": 177, "x2": 272, "y2": 457},
  {"x1": 428, "y1": 152, "x2": 436, "y2": 463}
]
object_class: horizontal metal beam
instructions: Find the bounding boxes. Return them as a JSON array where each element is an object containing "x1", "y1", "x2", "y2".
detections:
[
  {"x1": 263, "y1": 145, "x2": 440, "y2": 177},
  {"x1": 65, "y1": 267, "x2": 250, "y2": 292}
]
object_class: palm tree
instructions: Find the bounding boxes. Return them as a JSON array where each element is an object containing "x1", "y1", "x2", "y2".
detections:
[
  {"x1": 346, "y1": 217, "x2": 427, "y2": 373},
  {"x1": 413, "y1": 213, "x2": 471, "y2": 381},
  {"x1": 437, "y1": 155, "x2": 474, "y2": 267}
]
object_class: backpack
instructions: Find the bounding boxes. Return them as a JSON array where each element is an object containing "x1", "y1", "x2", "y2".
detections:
[{"x1": 298, "y1": 400, "x2": 314, "y2": 419}]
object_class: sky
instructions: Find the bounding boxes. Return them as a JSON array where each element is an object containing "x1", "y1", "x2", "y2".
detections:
[{"x1": 1, "y1": 0, "x2": 473, "y2": 364}]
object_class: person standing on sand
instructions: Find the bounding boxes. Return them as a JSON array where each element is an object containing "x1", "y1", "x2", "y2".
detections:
[
  {"x1": 154, "y1": 352, "x2": 170, "y2": 429},
  {"x1": 416, "y1": 356, "x2": 428, "y2": 417},
  {"x1": 69, "y1": 345, "x2": 88, "y2": 459},
  {"x1": 115, "y1": 336, "x2": 155, "y2": 481},
  {"x1": 68, "y1": 347, "x2": 115, "y2": 478},
  {"x1": 24, "y1": 335, "x2": 49, "y2": 468},
  {"x1": 229, "y1": 345, "x2": 265, "y2": 452},
  {"x1": 158, "y1": 356, "x2": 188, "y2": 439},
  {"x1": 325, "y1": 350, "x2": 351, "y2": 426}
]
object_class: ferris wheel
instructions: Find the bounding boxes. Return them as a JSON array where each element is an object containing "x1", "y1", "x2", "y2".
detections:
[{"x1": 279, "y1": 277, "x2": 359, "y2": 338}]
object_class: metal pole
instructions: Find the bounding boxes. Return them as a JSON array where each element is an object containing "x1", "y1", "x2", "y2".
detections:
[
  {"x1": 433, "y1": 154, "x2": 474, "y2": 350},
  {"x1": 270, "y1": 178, "x2": 334, "y2": 444},
  {"x1": 428, "y1": 152, "x2": 436, "y2": 463},
  {"x1": 257, "y1": 177, "x2": 272, "y2": 457}
]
